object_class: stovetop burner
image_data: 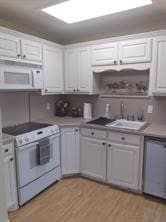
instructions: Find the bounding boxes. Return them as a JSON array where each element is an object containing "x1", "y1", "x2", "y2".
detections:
[{"x1": 2, "y1": 122, "x2": 52, "y2": 136}]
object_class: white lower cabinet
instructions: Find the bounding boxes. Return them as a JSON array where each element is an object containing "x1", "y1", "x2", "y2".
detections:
[
  {"x1": 107, "y1": 143, "x2": 140, "y2": 190},
  {"x1": 81, "y1": 137, "x2": 106, "y2": 182},
  {"x1": 3, "y1": 142, "x2": 18, "y2": 211},
  {"x1": 61, "y1": 127, "x2": 80, "y2": 175}
]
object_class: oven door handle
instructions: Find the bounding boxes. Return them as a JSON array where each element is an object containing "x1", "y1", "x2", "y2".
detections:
[{"x1": 17, "y1": 142, "x2": 39, "y2": 151}]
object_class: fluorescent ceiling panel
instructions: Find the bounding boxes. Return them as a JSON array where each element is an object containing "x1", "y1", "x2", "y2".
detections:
[{"x1": 42, "y1": 0, "x2": 152, "y2": 24}]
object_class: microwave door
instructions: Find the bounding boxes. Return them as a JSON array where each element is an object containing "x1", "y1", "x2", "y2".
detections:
[{"x1": 1, "y1": 65, "x2": 32, "y2": 90}]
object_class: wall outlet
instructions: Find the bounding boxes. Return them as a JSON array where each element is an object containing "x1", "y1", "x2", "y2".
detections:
[
  {"x1": 147, "y1": 105, "x2": 153, "y2": 114},
  {"x1": 46, "y1": 103, "x2": 51, "y2": 110}
]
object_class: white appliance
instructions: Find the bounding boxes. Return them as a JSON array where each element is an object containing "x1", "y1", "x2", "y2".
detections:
[
  {"x1": 83, "y1": 103, "x2": 92, "y2": 119},
  {"x1": 0, "y1": 64, "x2": 43, "y2": 90},
  {"x1": 3, "y1": 122, "x2": 61, "y2": 206},
  {"x1": 144, "y1": 138, "x2": 166, "y2": 199}
]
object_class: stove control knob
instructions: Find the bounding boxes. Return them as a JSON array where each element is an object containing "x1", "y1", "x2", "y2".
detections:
[
  {"x1": 25, "y1": 137, "x2": 29, "y2": 143},
  {"x1": 18, "y1": 139, "x2": 23, "y2": 145}
]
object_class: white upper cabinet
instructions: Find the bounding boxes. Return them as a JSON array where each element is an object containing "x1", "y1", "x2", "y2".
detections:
[
  {"x1": 21, "y1": 39, "x2": 42, "y2": 63},
  {"x1": 43, "y1": 45, "x2": 63, "y2": 94},
  {"x1": 92, "y1": 38, "x2": 152, "y2": 67},
  {"x1": 119, "y1": 38, "x2": 152, "y2": 64},
  {"x1": 64, "y1": 46, "x2": 99, "y2": 94},
  {"x1": 0, "y1": 33, "x2": 21, "y2": 60},
  {"x1": 64, "y1": 48, "x2": 77, "y2": 93},
  {"x1": 77, "y1": 46, "x2": 91, "y2": 93},
  {"x1": 0, "y1": 33, "x2": 42, "y2": 65},
  {"x1": 152, "y1": 36, "x2": 166, "y2": 95},
  {"x1": 92, "y1": 43, "x2": 118, "y2": 66}
]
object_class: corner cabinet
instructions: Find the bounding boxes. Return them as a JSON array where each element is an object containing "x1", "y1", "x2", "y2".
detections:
[
  {"x1": 3, "y1": 142, "x2": 18, "y2": 211},
  {"x1": 0, "y1": 33, "x2": 42, "y2": 65},
  {"x1": 64, "y1": 46, "x2": 100, "y2": 94},
  {"x1": 92, "y1": 38, "x2": 152, "y2": 66},
  {"x1": 61, "y1": 127, "x2": 80, "y2": 175},
  {"x1": 42, "y1": 45, "x2": 63, "y2": 94},
  {"x1": 152, "y1": 36, "x2": 166, "y2": 95}
]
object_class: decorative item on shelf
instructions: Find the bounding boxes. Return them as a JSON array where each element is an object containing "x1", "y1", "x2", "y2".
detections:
[
  {"x1": 103, "y1": 80, "x2": 148, "y2": 96},
  {"x1": 72, "y1": 107, "x2": 81, "y2": 118}
]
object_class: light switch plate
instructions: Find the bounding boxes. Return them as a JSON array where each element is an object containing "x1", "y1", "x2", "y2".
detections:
[{"x1": 147, "y1": 105, "x2": 153, "y2": 114}]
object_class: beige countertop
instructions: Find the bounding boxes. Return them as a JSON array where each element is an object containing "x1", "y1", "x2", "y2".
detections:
[
  {"x1": 2, "y1": 133, "x2": 14, "y2": 145},
  {"x1": 141, "y1": 123, "x2": 166, "y2": 139}
]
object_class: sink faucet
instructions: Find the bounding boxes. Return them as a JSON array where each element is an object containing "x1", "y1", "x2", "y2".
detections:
[{"x1": 120, "y1": 101, "x2": 125, "y2": 119}]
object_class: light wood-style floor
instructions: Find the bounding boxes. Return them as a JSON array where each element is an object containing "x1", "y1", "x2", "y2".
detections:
[{"x1": 9, "y1": 177, "x2": 166, "y2": 222}]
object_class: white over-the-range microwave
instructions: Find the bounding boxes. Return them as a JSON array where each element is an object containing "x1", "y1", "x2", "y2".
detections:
[{"x1": 0, "y1": 64, "x2": 43, "y2": 90}]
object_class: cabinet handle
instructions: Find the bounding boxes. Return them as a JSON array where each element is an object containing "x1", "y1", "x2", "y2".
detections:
[
  {"x1": 5, "y1": 149, "x2": 9, "y2": 153},
  {"x1": 75, "y1": 129, "x2": 78, "y2": 132},
  {"x1": 23, "y1": 55, "x2": 26, "y2": 59},
  {"x1": 114, "y1": 60, "x2": 117, "y2": 65},
  {"x1": 91, "y1": 132, "x2": 94, "y2": 135},
  {"x1": 77, "y1": 89, "x2": 79, "y2": 92},
  {"x1": 17, "y1": 54, "x2": 21, "y2": 58},
  {"x1": 45, "y1": 89, "x2": 48, "y2": 92},
  {"x1": 120, "y1": 60, "x2": 123, "y2": 64},
  {"x1": 102, "y1": 142, "x2": 106, "y2": 146},
  {"x1": 108, "y1": 144, "x2": 111, "y2": 147},
  {"x1": 121, "y1": 137, "x2": 125, "y2": 141},
  {"x1": 73, "y1": 89, "x2": 76, "y2": 92},
  {"x1": 10, "y1": 157, "x2": 14, "y2": 162}
]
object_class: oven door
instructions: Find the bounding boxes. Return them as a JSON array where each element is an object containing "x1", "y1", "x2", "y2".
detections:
[{"x1": 16, "y1": 134, "x2": 60, "y2": 188}]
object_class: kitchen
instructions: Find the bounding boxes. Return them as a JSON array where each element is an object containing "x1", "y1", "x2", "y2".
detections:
[{"x1": 0, "y1": 0, "x2": 166, "y2": 222}]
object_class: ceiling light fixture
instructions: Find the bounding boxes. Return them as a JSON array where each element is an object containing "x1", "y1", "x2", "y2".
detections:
[{"x1": 42, "y1": 0, "x2": 152, "y2": 24}]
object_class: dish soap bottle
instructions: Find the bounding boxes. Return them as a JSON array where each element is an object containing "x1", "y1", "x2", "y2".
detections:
[{"x1": 104, "y1": 104, "x2": 110, "y2": 118}]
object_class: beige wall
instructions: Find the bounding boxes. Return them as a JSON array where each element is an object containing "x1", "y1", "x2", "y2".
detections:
[
  {"x1": 1, "y1": 92, "x2": 166, "y2": 127},
  {"x1": 64, "y1": 95, "x2": 166, "y2": 124}
]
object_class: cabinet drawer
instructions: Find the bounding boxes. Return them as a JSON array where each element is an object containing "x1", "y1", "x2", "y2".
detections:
[
  {"x1": 3, "y1": 143, "x2": 14, "y2": 156},
  {"x1": 81, "y1": 128, "x2": 107, "y2": 139},
  {"x1": 108, "y1": 131, "x2": 140, "y2": 146}
]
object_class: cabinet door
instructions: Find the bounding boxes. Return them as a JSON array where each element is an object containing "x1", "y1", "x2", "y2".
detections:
[
  {"x1": 0, "y1": 33, "x2": 21, "y2": 60},
  {"x1": 119, "y1": 38, "x2": 152, "y2": 64},
  {"x1": 77, "y1": 47, "x2": 91, "y2": 93},
  {"x1": 43, "y1": 45, "x2": 63, "y2": 94},
  {"x1": 152, "y1": 36, "x2": 166, "y2": 93},
  {"x1": 92, "y1": 43, "x2": 118, "y2": 66},
  {"x1": 64, "y1": 48, "x2": 77, "y2": 93},
  {"x1": 81, "y1": 137, "x2": 106, "y2": 181},
  {"x1": 107, "y1": 143, "x2": 140, "y2": 190},
  {"x1": 21, "y1": 39, "x2": 42, "y2": 64},
  {"x1": 4, "y1": 155, "x2": 17, "y2": 210},
  {"x1": 61, "y1": 128, "x2": 80, "y2": 175}
]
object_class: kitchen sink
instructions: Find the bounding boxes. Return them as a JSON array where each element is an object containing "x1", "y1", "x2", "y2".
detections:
[{"x1": 106, "y1": 119, "x2": 146, "y2": 130}]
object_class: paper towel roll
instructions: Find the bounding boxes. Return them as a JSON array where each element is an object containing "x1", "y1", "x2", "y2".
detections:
[{"x1": 83, "y1": 103, "x2": 92, "y2": 119}]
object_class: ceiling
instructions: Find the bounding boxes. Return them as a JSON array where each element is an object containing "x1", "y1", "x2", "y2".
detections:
[{"x1": 0, "y1": 0, "x2": 166, "y2": 45}]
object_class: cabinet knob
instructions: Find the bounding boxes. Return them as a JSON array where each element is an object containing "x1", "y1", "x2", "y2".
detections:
[
  {"x1": 120, "y1": 60, "x2": 123, "y2": 64},
  {"x1": 73, "y1": 89, "x2": 76, "y2": 92},
  {"x1": 102, "y1": 142, "x2": 106, "y2": 146},
  {"x1": 10, "y1": 157, "x2": 14, "y2": 162},
  {"x1": 75, "y1": 129, "x2": 78, "y2": 132},
  {"x1": 108, "y1": 144, "x2": 111, "y2": 147},
  {"x1": 91, "y1": 132, "x2": 94, "y2": 135},
  {"x1": 23, "y1": 55, "x2": 26, "y2": 59},
  {"x1": 5, "y1": 149, "x2": 9, "y2": 153},
  {"x1": 17, "y1": 54, "x2": 21, "y2": 58},
  {"x1": 121, "y1": 137, "x2": 125, "y2": 141},
  {"x1": 77, "y1": 89, "x2": 79, "y2": 92},
  {"x1": 45, "y1": 89, "x2": 48, "y2": 92},
  {"x1": 114, "y1": 60, "x2": 117, "y2": 65}
]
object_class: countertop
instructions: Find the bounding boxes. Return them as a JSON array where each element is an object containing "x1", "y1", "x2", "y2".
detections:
[{"x1": 2, "y1": 133, "x2": 14, "y2": 145}]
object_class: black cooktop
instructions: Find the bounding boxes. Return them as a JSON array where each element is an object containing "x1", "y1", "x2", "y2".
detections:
[
  {"x1": 2, "y1": 122, "x2": 52, "y2": 136},
  {"x1": 87, "y1": 117, "x2": 115, "y2": 126}
]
